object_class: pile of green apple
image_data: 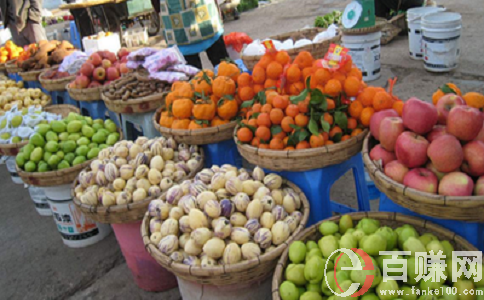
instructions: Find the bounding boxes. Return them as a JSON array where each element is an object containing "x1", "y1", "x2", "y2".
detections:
[
  {"x1": 279, "y1": 215, "x2": 483, "y2": 300},
  {"x1": 15, "y1": 112, "x2": 120, "y2": 172}
]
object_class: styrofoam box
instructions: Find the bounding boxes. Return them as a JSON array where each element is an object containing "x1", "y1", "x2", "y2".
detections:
[{"x1": 82, "y1": 33, "x2": 121, "y2": 53}]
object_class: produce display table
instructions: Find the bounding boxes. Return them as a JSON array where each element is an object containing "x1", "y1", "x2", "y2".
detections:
[
  {"x1": 201, "y1": 139, "x2": 243, "y2": 168},
  {"x1": 50, "y1": 90, "x2": 80, "y2": 108}
]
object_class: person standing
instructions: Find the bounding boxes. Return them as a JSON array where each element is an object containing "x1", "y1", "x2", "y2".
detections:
[
  {"x1": 0, "y1": 0, "x2": 47, "y2": 46},
  {"x1": 151, "y1": 0, "x2": 229, "y2": 69}
]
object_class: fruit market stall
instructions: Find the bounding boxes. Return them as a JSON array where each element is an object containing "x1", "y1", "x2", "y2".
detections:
[
  {"x1": 142, "y1": 165, "x2": 310, "y2": 299},
  {"x1": 71, "y1": 136, "x2": 204, "y2": 291}
]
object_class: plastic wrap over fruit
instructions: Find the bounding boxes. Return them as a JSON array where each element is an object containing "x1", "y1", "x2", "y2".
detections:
[
  {"x1": 223, "y1": 243, "x2": 242, "y2": 265},
  {"x1": 158, "y1": 235, "x2": 179, "y2": 256},
  {"x1": 244, "y1": 218, "x2": 261, "y2": 235},
  {"x1": 254, "y1": 228, "x2": 273, "y2": 249},
  {"x1": 167, "y1": 64, "x2": 200, "y2": 76},
  {"x1": 263, "y1": 174, "x2": 282, "y2": 190},
  {"x1": 191, "y1": 227, "x2": 213, "y2": 247},
  {"x1": 203, "y1": 237, "x2": 226, "y2": 259},
  {"x1": 241, "y1": 242, "x2": 261, "y2": 260},
  {"x1": 272, "y1": 205, "x2": 288, "y2": 221},
  {"x1": 271, "y1": 221, "x2": 290, "y2": 245},
  {"x1": 213, "y1": 217, "x2": 231, "y2": 239},
  {"x1": 166, "y1": 185, "x2": 183, "y2": 205},
  {"x1": 230, "y1": 227, "x2": 251, "y2": 245}
]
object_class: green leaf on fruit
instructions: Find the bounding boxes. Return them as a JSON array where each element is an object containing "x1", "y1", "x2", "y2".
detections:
[
  {"x1": 334, "y1": 111, "x2": 348, "y2": 130},
  {"x1": 290, "y1": 89, "x2": 309, "y2": 104},
  {"x1": 332, "y1": 132, "x2": 342, "y2": 143},
  {"x1": 271, "y1": 125, "x2": 282, "y2": 136},
  {"x1": 441, "y1": 84, "x2": 457, "y2": 95},
  {"x1": 240, "y1": 99, "x2": 254, "y2": 108},
  {"x1": 320, "y1": 118, "x2": 330, "y2": 133}
]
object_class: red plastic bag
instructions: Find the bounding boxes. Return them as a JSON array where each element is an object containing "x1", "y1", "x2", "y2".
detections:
[{"x1": 224, "y1": 32, "x2": 253, "y2": 53}]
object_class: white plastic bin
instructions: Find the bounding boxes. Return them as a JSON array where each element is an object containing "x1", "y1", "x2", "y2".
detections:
[
  {"x1": 28, "y1": 186, "x2": 52, "y2": 216},
  {"x1": 5, "y1": 156, "x2": 23, "y2": 184},
  {"x1": 82, "y1": 33, "x2": 121, "y2": 54},
  {"x1": 342, "y1": 31, "x2": 382, "y2": 82},
  {"x1": 406, "y1": 6, "x2": 445, "y2": 60}
]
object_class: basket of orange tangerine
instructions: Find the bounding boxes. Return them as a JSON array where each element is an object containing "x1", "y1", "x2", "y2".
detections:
[
  {"x1": 234, "y1": 50, "x2": 403, "y2": 171},
  {"x1": 153, "y1": 61, "x2": 252, "y2": 145}
]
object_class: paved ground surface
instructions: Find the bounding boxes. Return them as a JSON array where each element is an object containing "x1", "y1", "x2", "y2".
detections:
[{"x1": 1, "y1": 0, "x2": 483, "y2": 299}]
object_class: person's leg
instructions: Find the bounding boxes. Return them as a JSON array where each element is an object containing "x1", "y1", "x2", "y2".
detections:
[
  {"x1": 21, "y1": 21, "x2": 47, "y2": 44},
  {"x1": 205, "y1": 35, "x2": 229, "y2": 68},
  {"x1": 150, "y1": 0, "x2": 161, "y2": 13},
  {"x1": 185, "y1": 54, "x2": 203, "y2": 69}
]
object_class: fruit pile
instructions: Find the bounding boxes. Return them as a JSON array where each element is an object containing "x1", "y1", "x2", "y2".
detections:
[
  {"x1": 146, "y1": 165, "x2": 304, "y2": 266},
  {"x1": 16, "y1": 113, "x2": 120, "y2": 173},
  {"x1": 17, "y1": 40, "x2": 76, "y2": 71},
  {"x1": 369, "y1": 85, "x2": 484, "y2": 197},
  {"x1": 69, "y1": 49, "x2": 130, "y2": 89},
  {"x1": 0, "y1": 41, "x2": 24, "y2": 63},
  {"x1": 235, "y1": 50, "x2": 394, "y2": 150},
  {"x1": 158, "y1": 63, "x2": 243, "y2": 130},
  {"x1": 102, "y1": 74, "x2": 169, "y2": 101},
  {"x1": 0, "y1": 80, "x2": 50, "y2": 114},
  {"x1": 74, "y1": 136, "x2": 203, "y2": 206},
  {"x1": 279, "y1": 215, "x2": 482, "y2": 300},
  {"x1": 40, "y1": 68, "x2": 72, "y2": 80}
]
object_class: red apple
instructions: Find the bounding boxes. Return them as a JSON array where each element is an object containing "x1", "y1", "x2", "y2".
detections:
[
  {"x1": 120, "y1": 56, "x2": 128, "y2": 63},
  {"x1": 80, "y1": 62, "x2": 95, "y2": 77},
  {"x1": 102, "y1": 59, "x2": 112, "y2": 69},
  {"x1": 92, "y1": 67, "x2": 106, "y2": 82},
  {"x1": 427, "y1": 134, "x2": 464, "y2": 173},
  {"x1": 370, "y1": 109, "x2": 399, "y2": 140},
  {"x1": 395, "y1": 131, "x2": 429, "y2": 168},
  {"x1": 436, "y1": 94, "x2": 465, "y2": 125},
  {"x1": 384, "y1": 160, "x2": 409, "y2": 184},
  {"x1": 402, "y1": 97, "x2": 438, "y2": 134},
  {"x1": 369, "y1": 145, "x2": 396, "y2": 167},
  {"x1": 474, "y1": 177, "x2": 484, "y2": 196},
  {"x1": 379, "y1": 117, "x2": 404, "y2": 151},
  {"x1": 88, "y1": 81, "x2": 102, "y2": 88},
  {"x1": 438, "y1": 172, "x2": 474, "y2": 196},
  {"x1": 119, "y1": 63, "x2": 128, "y2": 74},
  {"x1": 89, "y1": 53, "x2": 102, "y2": 67},
  {"x1": 462, "y1": 141, "x2": 484, "y2": 177},
  {"x1": 447, "y1": 106, "x2": 484, "y2": 141},
  {"x1": 75, "y1": 75, "x2": 90, "y2": 89},
  {"x1": 403, "y1": 168, "x2": 438, "y2": 193},
  {"x1": 426, "y1": 125, "x2": 447, "y2": 143},
  {"x1": 106, "y1": 67, "x2": 120, "y2": 81},
  {"x1": 474, "y1": 121, "x2": 484, "y2": 143},
  {"x1": 118, "y1": 48, "x2": 130, "y2": 58},
  {"x1": 105, "y1": 52, "x2": 117, "y2": 63},
  {"x1": 426, "y1": 161, "x2": 456, "y2": 181}
]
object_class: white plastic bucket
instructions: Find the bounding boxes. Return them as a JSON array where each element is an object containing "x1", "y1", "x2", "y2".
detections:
[
  {"x1": 28, "y1": 186, "x2": 52, "y2": 216},
  {"x1": 44, "y1": 184, "x2": 111, "y2": 248},
  {"x1": 422, "y1": 12, "x2": 462, "y2": 72},
  {"x1": 5, "y1": 156, "x2": 23, "y2": 184},
  {"x1": 342, "y1": 31, "x2": 382, "y2": 82},
  {"x1": 406, "y1": 6, "x2": 445, "y2": 60}
]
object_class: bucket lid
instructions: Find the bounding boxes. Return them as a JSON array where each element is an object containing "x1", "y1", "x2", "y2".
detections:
[
  {"x1": 342, "y1": 1, "x2": 363, "y2": 28},
  {"x1": 422, "y1": 12, "x2": 462, "y2": 28},
  {"x1": 407, "y1": 6, "x2": 445, "y2": 21}
]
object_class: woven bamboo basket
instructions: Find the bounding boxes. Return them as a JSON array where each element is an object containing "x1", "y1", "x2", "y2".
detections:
[
  {"x1": 340, "y1": 19, "x2": 387, "y2": 35},
  {"x1": 271, "y1": 211, "x2": 479, "y2": 300},
  {"x1": 17, "y1": 124, "x2": 123, "y2": 187},
  {"x1": 241, "y1": 28, "x2": 342, "y2": 71},
  {"x1": 0, "y1": 62, "x2": 6, "y2": 71},
  {"x1": 6, "y1": 60, "x2": 21, "y2": 74},
  {"x1": 19, "y1": 69, "x2": 45, "y2": 82},
  {"x1": 0, "y1": 104, "x2": 69, "y2": 156},
  {"x1": 235, "y1": 125, "x2": 368, "y2": 172},
  {"x1": 153, "y1": 106, "x2": 238, "y2": 145},
  {"x1": 39, "y1": 68, "x2": 76, "y2": 91},
  {"x1": 142, "y1": 178, "x2": 310, "y2": 286},
  {"x1": 101, "y1": 90, "x2": 167, "y2": 114},
  {"x1": 362, "y1": 133, "x2": 484, "y2": 222},
  {"x1": 379, "y1": 16, "x2": 404, "y2": 45},
  {"x1": 66, "y1": 83, "x2": 102, "y2": 101},
  {"x1": 71, "y1": 149, "x2": 204, "y2": 223}
]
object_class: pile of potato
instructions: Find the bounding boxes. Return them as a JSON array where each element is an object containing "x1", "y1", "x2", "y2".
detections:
[
  {"x1": 102, "y1": 74, "x2": 169, "y2": 101},
  {"x1": 146, "y1": 165, "x2": 305, "y2": 267},
  {"x1": 74, "y1": 136, "x2": 203, "y2": 206},
  {"x1": 17, "y1": 40, "x2": 75, "y2": 71},
  {"x1": 0, "y1": 80, "x2": 50, "y2": 114}
]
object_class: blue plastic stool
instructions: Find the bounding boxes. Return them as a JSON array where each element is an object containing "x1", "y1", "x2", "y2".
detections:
[
  {"x1": 69, "y1": 21, "x2": 82, "y2": 50},
  {"x1": 8, "y1": 73, "x2": 22, "y2": 82},
  {"x1": 365, "y1": 171, "x2": 380, "y2": 200},
  {"x1": 202, "y1": 139, "x2": 243, "y2": 168},
  {"x1": 50, "y1": 90, "x2": 79, "y2": 108},
  {"x1": 121, "y1": 111, "x2": 159, "y2": 140},
  {"x1": 267, "y1": 152, "x2": 371, "y2": 227},
  {"x1": 379, "y1": 193, "x2": 484, "y2": 251},
  {"x1": 79, "y1": 100, "x2": 121, "y2": 126}
]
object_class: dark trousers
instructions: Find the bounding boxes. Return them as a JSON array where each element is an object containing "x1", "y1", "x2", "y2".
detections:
[
  {"x1": 184, "y1": 35, "x2": 229, "y2": 69},
  {"x1": 375, "y1": 0, "x2": 424, "y2": 18}
]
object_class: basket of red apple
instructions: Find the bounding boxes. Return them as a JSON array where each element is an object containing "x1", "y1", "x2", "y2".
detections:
[
  {"x1": 363, "y1": 91, "x2": 484, "y2": 222},
  {"x1": 39, "y1": 67, "x2": 76, "y2": 91},
  {"x1": 67, "y1": 49, "x2": 130, "y2": 102}
]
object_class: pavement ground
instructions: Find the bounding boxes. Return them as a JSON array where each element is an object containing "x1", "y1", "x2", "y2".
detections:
[{"x1": 1, "y1": 0, "x2": 483, "y2": 298}]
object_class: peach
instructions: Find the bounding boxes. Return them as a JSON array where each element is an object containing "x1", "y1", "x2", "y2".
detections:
[
  {"x1": 379, "y1": 117, "x2": 404, "y2": 151},
  {"x1": 384, "y1": 161, "x2": 409, "y2": 184},
  {"x1": 395, "y1": 131, "x2": 429, "y2": 168},
  {"x1": 438, "y1": 172, "x2": 474, "y2": 196},
  {"x1": 436, "y1": 94, "x2": 465, "y2": 125},
  {"x1": 426, "y1": 125, "x2": 447, "y2": 143},
  {"x1": 427, "y1": 135, "x2": 463, "y2": 173},
  {"x1": 369, "y1": 145, "x2": 396, "y2": 167},
  {"x1": 447, "y1": 106, "x2": 484, "y2": 141},
  {"x1": 370, "y1": 109, "x2": 399, "y2": 140},
  {"x1": 462, "y1": 141, "x2": 484, "y2": 177},
  {"x1": 403, "y1": 168, "x2": 438, "y2": 194},
  {"x1": 402, "y1": 97, "x2": 438, "y2": 134}
]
